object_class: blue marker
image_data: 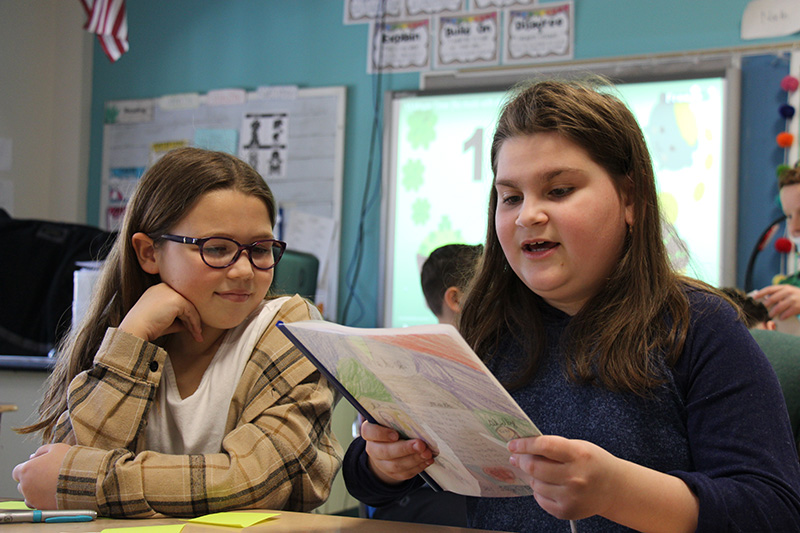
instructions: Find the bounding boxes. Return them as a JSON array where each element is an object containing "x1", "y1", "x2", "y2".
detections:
[{"x1": 0, "y1": 510, "x2": 97, "y2": 523}]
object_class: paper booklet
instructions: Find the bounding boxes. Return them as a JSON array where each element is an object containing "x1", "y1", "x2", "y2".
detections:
[{"x1": 277, "y1": 320, "x2": 541, "y2": 498}]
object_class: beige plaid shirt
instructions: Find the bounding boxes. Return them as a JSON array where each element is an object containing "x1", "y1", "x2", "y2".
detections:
[{"x1": 51, "y1": 295, "x2": 342, "y2": 517}]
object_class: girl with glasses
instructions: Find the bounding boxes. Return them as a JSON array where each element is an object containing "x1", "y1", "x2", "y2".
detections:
[
  {"x1": 343, "y1": 80, "x2": 800, "y2": 532},
  {"x1": 13, "y1": 147, "x2": 341, "y2": 517}
]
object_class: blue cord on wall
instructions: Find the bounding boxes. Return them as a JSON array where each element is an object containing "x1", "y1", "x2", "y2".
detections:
[{"x1": 341, "y1": 0, "x2": 387, "y2": 326}]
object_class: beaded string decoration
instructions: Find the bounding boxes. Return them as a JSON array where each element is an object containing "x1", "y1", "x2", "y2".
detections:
[{"x1": 774, "y1": 74, "x2": 799, "y2": 283}]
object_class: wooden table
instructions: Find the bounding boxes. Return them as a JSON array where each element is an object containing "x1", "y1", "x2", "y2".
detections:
[{"x1": 0, "y1": 508, "x2": 499, "y2": 533}]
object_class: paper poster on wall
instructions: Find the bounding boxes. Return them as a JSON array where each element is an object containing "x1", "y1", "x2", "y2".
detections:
[
  {"x1": 741, "y1": 0, "x2": 800, "y2": 39},
  {"x1": 255, "y1": 85, "x2": 299, "y2": 100},
  {"x1": 407, "y1": 0, "x2": 464, "y2": 16},
  {"x1": 194, "y1": 128, "x2": 239, "y2": 155},
  {"x1": 108, "y1": 167, "x2": 144, "y2": 204},
  {"x1": 105, "y1": 99, "x2": 154, "y2": 124},
  {"x1": 284, "y1": 209, "x2": 337, "y2": 279},
  {"x1": 150, "y1": 140, "x2": 189, "y2": 166},
  {"x1": 344, "y1": 0, "x2": 403, "y2": 24},
  {"x1": 284, "y1": 209, "x2": 338, "y2": 308},
  {"x1": 106, "y1": 206, "x2": 125, "y2": 230},
  {"x1": 238, "y1": 113, "x2": 289, "y2": 179},
  {"x1": 473, "y1": 0, "x2": 533, "y2": 8},
  {"x1": 158, "y1": 93, "x2": 200, "y2": 111},
  {"x1": 369, "y1": 18, "x2": 432, "y2": 73},
  {"x1": 105, "y1": 166, "x2": 145, "y2": 231},
  {"x1": 206, "y1": 88, "x2": 247, "y2": 106},
  {"x1": 502, "y1": 1, "x2": 574, "y2": 65},
  {"x1": 435, "y1": 11, "x2": 500, "y2": 69}
]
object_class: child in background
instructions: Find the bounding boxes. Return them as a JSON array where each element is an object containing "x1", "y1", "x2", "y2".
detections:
[
  {"x1": 13, "y1": 148, "x2": 341, "y2": 516},
  {"x1": 343, "y1": 80, "x2": 800, "y2": 532},
  {"x1": 420, "y1": 244, "x2": 483, "y2": 327},
  {"x1": 368, "y1": 243, "x2": 482, "y2": 527},
  {"x1": 753, "y1": 163, "x2": 800, "y2": 320}
]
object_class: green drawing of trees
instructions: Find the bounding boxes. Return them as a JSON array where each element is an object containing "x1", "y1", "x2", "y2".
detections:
[
  {"x1": 336, "y1": 357, "x2": 393, "y2": 402},
  {"x1": 472, "y1": 408, "x2": 538, "y2": 441}
]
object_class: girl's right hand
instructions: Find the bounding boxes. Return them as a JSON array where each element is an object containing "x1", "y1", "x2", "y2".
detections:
[
  {"x1": 752, "y1": 284, "x2": 800, "y2": 320},
  {"x1": 118, "y1": 282, "x2": 203, "y2": 342},
  {"x1": 361, "y1": 420, "x2": 435, "y2": 485}
]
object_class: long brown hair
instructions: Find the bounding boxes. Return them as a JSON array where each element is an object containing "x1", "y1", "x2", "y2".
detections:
[
  {"x1": 19, "y1": 148, "x2": 277, "y2": 440},
  {"x1": 460, "y1": 78, "x2": 706, "y2": 395}
]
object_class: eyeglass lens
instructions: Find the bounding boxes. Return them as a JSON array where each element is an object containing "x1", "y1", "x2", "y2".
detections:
[{"x1": 200, "y1": 238, "x2": 281, "y2": 269}]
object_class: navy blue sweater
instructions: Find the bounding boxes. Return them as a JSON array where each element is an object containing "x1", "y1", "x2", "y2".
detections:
[{"x1": 343, "y1": 292, "x2": 800, "y2": 532}]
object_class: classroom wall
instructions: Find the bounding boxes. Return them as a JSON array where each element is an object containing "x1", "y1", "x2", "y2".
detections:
[
  {"x1": 83, "y1": 0, "x2": 799, "y2": 327},
  {"x1": 0, "y1": 0, "x2": 93, "y2": 223}
]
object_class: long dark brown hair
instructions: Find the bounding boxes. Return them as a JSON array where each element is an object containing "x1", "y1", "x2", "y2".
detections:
[
  {"x1": 460, "y1": 78, "x2": 708, "y2": 395},
  {"x1": 18, "y1": 148, "x2": 277, "y2": 440}
]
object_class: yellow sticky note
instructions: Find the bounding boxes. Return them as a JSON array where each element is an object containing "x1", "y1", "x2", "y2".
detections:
[
  {"x1": 0, "y1": 501, "x2": 32, "y2": 510},
  {"x1": 187, "y1": 512, "x2": 280, "y2": 528},
  {"x1": 102, "y1": 525, "x2": 185, "y2": 533}
]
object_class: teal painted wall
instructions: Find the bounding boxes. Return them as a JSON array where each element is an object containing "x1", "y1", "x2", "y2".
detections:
[{"x1": 86, "y1": 0, "x2": 799, "y2": 326}]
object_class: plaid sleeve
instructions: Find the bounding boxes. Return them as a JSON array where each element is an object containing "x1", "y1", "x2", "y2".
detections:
[
  {"x1": 57, "y1": 296, "x2": 342, "y2": 517},
  {"x1": 51, "y1": 328, "x2": 167, "y2": 447}
]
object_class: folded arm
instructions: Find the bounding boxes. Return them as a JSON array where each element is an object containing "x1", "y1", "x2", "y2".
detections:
[
  {"x1": 45, "y1": 296, "x2": 342, "y2": 516},
  {"x1": 56, "y1": 368, "x2": 340, "y2": 516}
]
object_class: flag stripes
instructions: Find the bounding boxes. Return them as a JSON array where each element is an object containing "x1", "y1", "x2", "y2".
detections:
[{"x1": 79, "y1": 0, "x2": 129, "y2": 63}]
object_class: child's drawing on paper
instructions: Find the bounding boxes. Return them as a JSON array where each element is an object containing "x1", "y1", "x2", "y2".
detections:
[
  {"x1": 336, "y1": 357, "x2": 392, "y2": 403},
  {"x1": 472, "y1": 409, "x2": 539, "y2": 442}
]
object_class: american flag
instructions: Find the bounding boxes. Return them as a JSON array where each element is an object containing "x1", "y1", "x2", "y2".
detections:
[{"x1": 80, "y1": 0, "x2": 129, "y2": 63}]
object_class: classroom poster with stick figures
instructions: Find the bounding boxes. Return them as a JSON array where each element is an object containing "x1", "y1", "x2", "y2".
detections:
[{"x1": 239, "y1": 113, "x2": 289, "y2": 178}]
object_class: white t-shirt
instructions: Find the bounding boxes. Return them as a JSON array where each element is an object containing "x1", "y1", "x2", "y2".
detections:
[{"x1": 145, "y1": 297, "x2": 290, "y2": 455}]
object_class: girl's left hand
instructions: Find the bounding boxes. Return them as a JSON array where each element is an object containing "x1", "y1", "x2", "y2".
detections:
[
  {"x1": 508, "y1": 435, "x2": 621, "y2": 521},
  {"x1": 11, "y1": 443, "x2": 72, "y2": 509}
]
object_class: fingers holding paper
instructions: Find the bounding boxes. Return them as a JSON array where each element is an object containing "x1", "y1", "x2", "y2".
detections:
[
  {"x1": 361, "y1": 420, "x2": 435, "y2": 485},
  {"x1": 507, "y1": 435, "x2": 619, "y2": 521}
]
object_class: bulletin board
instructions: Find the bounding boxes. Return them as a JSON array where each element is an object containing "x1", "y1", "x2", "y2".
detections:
[{"x1": 99, "y1": 86, "x2": 346, "y2": 319}]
